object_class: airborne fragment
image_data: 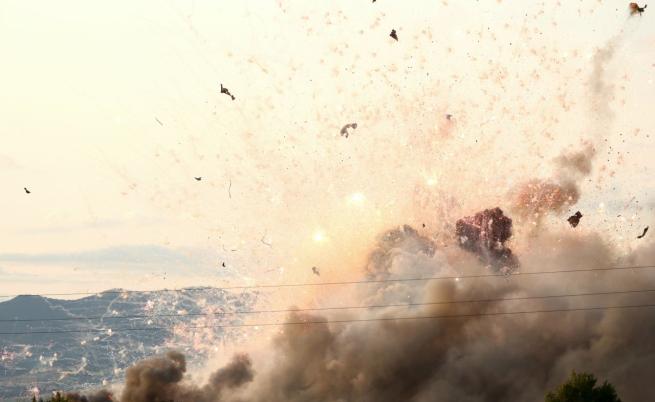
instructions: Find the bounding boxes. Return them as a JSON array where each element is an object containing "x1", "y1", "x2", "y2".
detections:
[{"x1": 567, "y1": 211, "x2": 583, "y2": 228}]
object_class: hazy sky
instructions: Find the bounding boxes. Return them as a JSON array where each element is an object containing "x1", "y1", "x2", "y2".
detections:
[{"x1": 0, "y1": 0, "x2": 653, "y2": 297}]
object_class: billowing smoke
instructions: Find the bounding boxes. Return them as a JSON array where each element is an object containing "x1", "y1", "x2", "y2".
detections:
[
  {"x1": 455, "y1": 207, "x2": 519, "y2": 272},
  {"x1": 75, "y1": 351, "x2": 253, "y2": 402},
  {"x1": 73, "y1": 221, "x2": 655, "y2": 402}
]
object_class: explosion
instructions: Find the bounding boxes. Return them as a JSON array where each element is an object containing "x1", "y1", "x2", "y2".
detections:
[
  {"x1": 65, "y1": 223, "x2": 655, "y2": 402},
  {"x1": 4, "y1": 1, "x2": 652, "y2": 401}
]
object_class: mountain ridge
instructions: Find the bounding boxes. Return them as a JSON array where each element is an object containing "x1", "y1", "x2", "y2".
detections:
[{"x1": 0, "y1": 287, "x2": 258, "y2": 400}]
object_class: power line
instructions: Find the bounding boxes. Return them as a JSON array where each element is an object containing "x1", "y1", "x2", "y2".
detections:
[
  {"x1": 2, "y1": 287, "x2": 655, "y2": 323},
  {"x1": 1, "y1": 264, "x2": 654, "y2": 299},
  {"x1": 1, "y1": 302, "x2": 654, "y2": 336}
]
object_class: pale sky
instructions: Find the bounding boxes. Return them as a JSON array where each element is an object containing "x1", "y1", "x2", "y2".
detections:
[{"x1": 0, "y1": 0, "x2": 653, "y2": 297}]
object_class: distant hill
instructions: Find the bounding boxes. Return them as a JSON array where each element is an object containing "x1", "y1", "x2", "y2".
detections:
[{"x1": 0, "y1": 288, "x2": 258, "y2": 400}]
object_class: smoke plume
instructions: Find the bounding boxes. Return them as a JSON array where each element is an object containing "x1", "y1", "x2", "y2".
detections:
[
  {"x1": 94, "y1": 351, "x2": 254, "y2": 402},
  {"x1": 73, "y1": 221, "x2": 655, "y2": 402}
]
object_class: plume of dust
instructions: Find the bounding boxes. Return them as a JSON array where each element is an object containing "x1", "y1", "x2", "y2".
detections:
[{"x1": 72, "y1": 222, "x2": 655, "y2": 402}]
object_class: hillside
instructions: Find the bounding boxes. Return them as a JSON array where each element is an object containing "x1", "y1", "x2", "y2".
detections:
[{"x1": 0, "y1": 288, "x2": 258, "y2": 400}]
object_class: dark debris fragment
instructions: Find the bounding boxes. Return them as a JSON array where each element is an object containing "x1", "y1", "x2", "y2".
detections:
[
  {"x1": 630, "y1": 2, "x2": 647, "y2": 15},
  {"x1": 220, "y1": 84, "x2": 236, "y2": 100},
  {"x1": 340, "y1": 123, "x2": 358, "y2": 138},
  {"x1": 567, "y1": 211, "x2": 583, "y2": 228}
]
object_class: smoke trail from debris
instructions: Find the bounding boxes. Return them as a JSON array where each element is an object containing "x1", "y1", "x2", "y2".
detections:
[{"x1": 589, "y1": 35, "x2": 620, "y2": 130}]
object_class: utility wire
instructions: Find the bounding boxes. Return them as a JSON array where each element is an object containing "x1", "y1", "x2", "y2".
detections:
[
  {"x1": 1, "y1": 264, "x2": 653, "y2": 299},
  {"x1": 1, "y1": 302, "x2": 654, "y2": 336},
  {"x1": 2, "y1": 287, "x2": 655, "y2": 323}
]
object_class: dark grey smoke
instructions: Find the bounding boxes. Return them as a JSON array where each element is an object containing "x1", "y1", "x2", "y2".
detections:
[
  {"x1": 455, "y1": 207, "x2": 519, "y2": 272},
  {"x1": 73, "y1": 225, "x2": 655, "y2": 402},
  {"x1": 95, "y1": 351, "x2": 254, "y2": 402},
  {"x1": 120, "y1": 350, "x2": 187, "y2": 402},
  {"x1": 207, "y1": 353, "x2": 254, "y2": 392}
]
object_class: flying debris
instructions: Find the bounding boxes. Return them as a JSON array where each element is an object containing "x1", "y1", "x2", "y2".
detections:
[
  {"x1": 567, "y1": 211, "x2": 583, "y2": 228},
  {"x1": 222, "y1": 262, "x2": 226, "y2": 268},
  {"x1": 340, "y1": 123, "x2": 358, "y2": 138},
  {"x1": 23, "y1": 187, "x2": 30, "y2": 194},
  {"x1": 260, "y1": 233, "x2": 272, "y2": 247},
  {"x1": 455, "y1": 207, "x2": 519, "y2": 272},
  {"x1": 637, "y1": 226, "x2": 649, "y2": 239},
  {"x1": 194, "y1": 177, "x2": 202, "y2": 181},
  {"x1": 312, "y1": 266, "x2": 320, "y2": 276},
  {"x1": 155, "y1": 117, "x2": 163, "y2": 126},
  {"x1": 629, "y1": 2, "x2": 647, "y2": 14},
  {"x1": 390, "y1": 29, "x2": 398, "y2": 41},
  {"x1": 220, "y1": 84, "x2": 236, "y2": 100},
  {"x1": 445, "y1": 114, "x2": 453, "y2": 120}
]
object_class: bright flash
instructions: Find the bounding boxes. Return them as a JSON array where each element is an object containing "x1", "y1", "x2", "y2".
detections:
[
  {"x1": 313, "y1": 230, "x2": 326, "y2": 242},
  {"x1": 348, "y1": 192, "x2": 366, "y2": 204},
  {"x1": 426, "y1": 178, "x2": 437, "y2": 187}
]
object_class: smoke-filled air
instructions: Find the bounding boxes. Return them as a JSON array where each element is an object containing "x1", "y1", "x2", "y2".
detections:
[{"x1": 1, "y1": 1, "x2": 654, "y2": 401}]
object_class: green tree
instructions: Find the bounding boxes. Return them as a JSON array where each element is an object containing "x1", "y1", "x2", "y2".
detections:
[{"x1": 546, "y1": 371, "x2": 621, "y2": 402}]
